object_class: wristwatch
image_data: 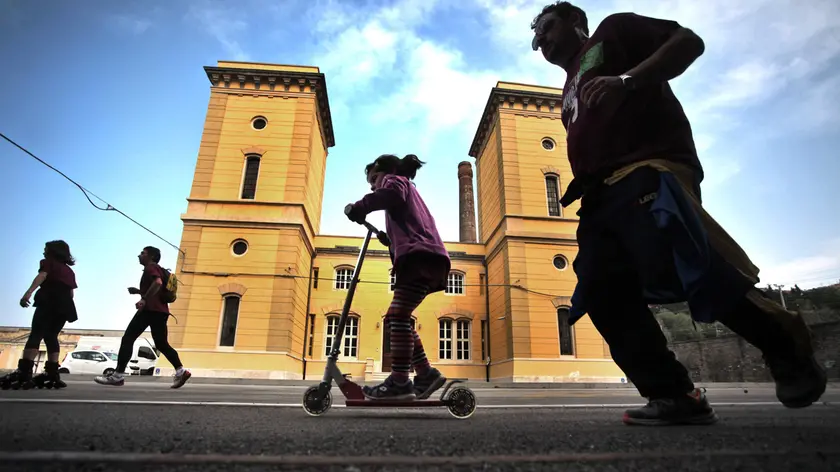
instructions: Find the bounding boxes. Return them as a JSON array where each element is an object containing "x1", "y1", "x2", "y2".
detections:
[{"x1": 619, "y1": 74, "x2": 636, "y2": 90}]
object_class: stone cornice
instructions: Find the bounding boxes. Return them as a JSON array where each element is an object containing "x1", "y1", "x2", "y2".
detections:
[
  {"x1": 468, "y1": 86, "x2": 564, "y2": 159},
  {"x1": 204, "y1": 65, "x2": 335, "y2": 148}
]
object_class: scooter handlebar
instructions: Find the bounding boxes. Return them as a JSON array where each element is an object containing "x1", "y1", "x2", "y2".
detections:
[{"x1": 344, "y1": 204, "x2": 390, "y2": 247}]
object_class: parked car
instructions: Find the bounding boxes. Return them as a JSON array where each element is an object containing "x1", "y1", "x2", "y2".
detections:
[{"x1": 59, "y1": 350, "x2": 119, "y2": 376}]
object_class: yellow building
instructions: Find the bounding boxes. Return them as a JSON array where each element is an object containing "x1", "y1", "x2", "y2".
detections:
[{"x1": 164, "y1": 60, "x2": 626, "y2": 383}]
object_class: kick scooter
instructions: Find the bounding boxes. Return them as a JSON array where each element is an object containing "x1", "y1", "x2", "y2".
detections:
[{"x1": 301, "y1": 205, "x2": 477, "y2": 419}]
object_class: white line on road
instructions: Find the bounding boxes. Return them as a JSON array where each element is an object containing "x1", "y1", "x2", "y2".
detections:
[
  {"x1": 0, "y1": 398, "x2": 833, "y2": 408},
  {"x1": 2, "y1": 449, "x2": 840, "y2": 466}
]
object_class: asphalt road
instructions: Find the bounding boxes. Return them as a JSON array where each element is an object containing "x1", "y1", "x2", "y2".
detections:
[{"x1": 1, "y1": 381, "x2": 839, "y2": 471}]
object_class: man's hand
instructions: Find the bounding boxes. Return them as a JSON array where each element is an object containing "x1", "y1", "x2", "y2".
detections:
[
  {"x1": 580, "y1": 76, "x2": 627, "y2": 109},
  {"x1": 128, "y1": 287, "x2": 141, "y2": 295},
  {"x1": 135, "y1": 299, "x2": 146, "y2": 311},
  {"x1": 345, "y1": 203, "x2": 366, "y2": 224},
  {"x1": 19, "y1": 294, "x2": 31, "y2": 308}
]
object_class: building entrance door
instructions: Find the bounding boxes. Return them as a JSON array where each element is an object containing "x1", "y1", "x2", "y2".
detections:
[{"x1": 381, "y1": 317, "x2": 416, "y2": 372}]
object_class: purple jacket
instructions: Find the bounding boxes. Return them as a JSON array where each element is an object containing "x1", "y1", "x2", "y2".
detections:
[{"x1": 352, "y1": 174, "x2": 450, "y2": 266}]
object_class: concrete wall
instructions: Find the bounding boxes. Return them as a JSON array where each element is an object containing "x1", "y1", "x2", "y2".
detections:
[{"x1": 670, "y1": 321, "x2": 840, "y2": 382}]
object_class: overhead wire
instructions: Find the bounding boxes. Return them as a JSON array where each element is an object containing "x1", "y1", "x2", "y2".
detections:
[
  {"x1": 1, "y1": 132, "x2": 186, "y2": 269},
  {"x1": 4, "y1": 131, "x2": 834, "y2": 295}
]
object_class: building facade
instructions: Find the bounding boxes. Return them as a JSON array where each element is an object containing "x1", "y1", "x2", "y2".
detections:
[{"x1": 163, "y1": 60, "x2": 626, "y2": 383}]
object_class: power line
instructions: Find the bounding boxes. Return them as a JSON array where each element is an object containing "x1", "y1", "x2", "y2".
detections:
[
  {"x1": 6, "y1": 132, "x2": 833, "y2": 293},
  {"x1": 1, "y1": 132, "x2": 185, "y2": 266}
]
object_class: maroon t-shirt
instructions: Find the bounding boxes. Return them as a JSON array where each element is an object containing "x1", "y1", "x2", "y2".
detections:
[
  {"x1": 140, "y1": 263, "x2": 170, "y2": 314},
  {"x1": 39, "y1": 259, "x2": 77, "y2": 289},
  {"x1": 561, "y1": 13, "x2": 702, "y2": 181}
]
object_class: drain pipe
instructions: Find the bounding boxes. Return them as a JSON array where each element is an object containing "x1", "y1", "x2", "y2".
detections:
[
  {"x1": 301, "y1": 251, "x2": 316, "y2": 381},
  {"x1": 483, "y1": 256, "x2": 491, "y2": 383}
]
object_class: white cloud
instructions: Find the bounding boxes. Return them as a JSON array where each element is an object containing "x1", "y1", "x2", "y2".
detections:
[
  {"x1": 305, "y1": 0, "x2": 445, "y2": 122},
  {"x1": 368, "y1": 42, "x2": 500, "y2": 133},
  {"x1": 186, "y1": 1, "x2": 250, "y2": 61},
  {"x1": 701, "y1": 159, "x2": 741, "y2": 190},
  {"x1": 109, "y1": 15, "x2": 152, "y2": 35},
  {"x1": 758, "y1": 238, "x2": 840, "y2": 289},
  {"x1": 313, "y1": 20, "x2": 400, "y2": 88}
]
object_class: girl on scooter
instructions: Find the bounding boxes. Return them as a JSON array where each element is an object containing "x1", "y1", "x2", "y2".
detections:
[{"x1": 345, "y1": 154, "x2": 450, "y2": 400}]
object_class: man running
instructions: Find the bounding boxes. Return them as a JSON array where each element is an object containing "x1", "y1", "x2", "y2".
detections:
[
  {"x1": 530, "y1": 1, "x2": 826, "y2": 425},
  {"x1": 95, "y1": 246, "x2": 191, "y2": 388}
]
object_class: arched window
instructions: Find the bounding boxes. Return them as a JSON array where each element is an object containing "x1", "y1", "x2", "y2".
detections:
[
  {"x1": 557, "y1": 308, "x2": 575, "y2": 356},
  {"x1": 219, "y1": 295, "x2": 241, "y2": 347},
  {"x1": 241, "y1": 154, "x2": 261, "y2": 199},
  {"x1": 334, "y1": 267, "x2": 353, "y2": 290},
  {"x1": 439, "y1": 318, "x2": 471, "y2": 360},
  {"x1": 445, "y1": 271, "x2": 465, "y2": 295},
  {"x1": 324, "y1": 315, "x2": 359, "y2": 358},
  {"x1": 545, "y1": 174, "x2": 561, "y2": 217}
]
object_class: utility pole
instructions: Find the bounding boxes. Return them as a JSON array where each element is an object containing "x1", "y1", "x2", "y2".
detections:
[{"x1": 771, "y1": 284, "x2": 787, "y2": 309}]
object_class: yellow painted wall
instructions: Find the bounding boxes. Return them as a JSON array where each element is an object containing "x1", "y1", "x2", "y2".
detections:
[
  {"x1": 475, "y1": 85, "x2": 619, "y2": 381},
  {"x1": 476, "y1": 123, "x2": 503, "y2": 244},
  {"x1": 165, "y1": 62, "x2": 626, "y2": 383},
  {"x1": 166, "y1": 62, "x2": 326, "y2": 379}
]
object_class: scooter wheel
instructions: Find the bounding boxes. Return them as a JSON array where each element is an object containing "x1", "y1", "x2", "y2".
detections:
[
  {"x1": 302, "y1": 385, "x2": 332, "y2": 417},
  {"x1": 446, "y1": 386, "x2": 476, "y2": 420}
]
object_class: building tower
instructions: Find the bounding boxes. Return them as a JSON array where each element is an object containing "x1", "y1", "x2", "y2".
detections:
[
  {"x1": 469, "y1": 82, "x2": 615, "y2": 381},
  {"x1": 166, "y1": 61, "x2": 335, "y2": 379},
  {"x1": 458, "y1": 161, "x2": 478, "y2": 243}
]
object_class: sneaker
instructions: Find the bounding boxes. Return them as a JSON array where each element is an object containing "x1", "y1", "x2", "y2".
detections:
[
  {"x1": 171, "y1": 369, "x2": 192, "y2": 389},
  {"x1": 363, "y1": 376, "x2": 415, "y2": 400},
  {"x1": 413, "y1": 368, "x2": 447, "y2": 400},
  {"x1": 765, "y1": 353, "x2": 827, "y2": 408},
  {"x1": 94, "y1": 372, "x2": 125, "y2": 387},
  {"x1": 623, "y1": 388, "x2": 719, "y2": 426}
]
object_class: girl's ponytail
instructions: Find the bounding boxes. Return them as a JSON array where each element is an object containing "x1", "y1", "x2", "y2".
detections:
[{"x1": 398, "y1": 154, "x2": 426, "y2": 179}]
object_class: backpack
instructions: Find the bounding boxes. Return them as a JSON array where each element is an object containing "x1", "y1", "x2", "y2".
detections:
[{"x1": 159, "y1": 266, "x2": 179, "y2": 304}]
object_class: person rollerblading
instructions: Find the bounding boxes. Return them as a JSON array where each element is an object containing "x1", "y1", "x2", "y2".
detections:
[{"x1": 2, "y1": 240, "x2": 78, "y2": 391}]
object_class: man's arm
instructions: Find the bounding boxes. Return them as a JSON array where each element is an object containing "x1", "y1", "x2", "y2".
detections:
[
  {"x1": 622, "y1": 26, "x2": 705, "y2": 88},
  {"x1": 142, "y1": 278, "x2": 162, "y2": 302},
  {"x1": 581, "y1": 14, "x2": 705, "y2": 107}
]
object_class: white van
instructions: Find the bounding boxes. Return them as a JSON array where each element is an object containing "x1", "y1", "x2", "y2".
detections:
[{"x1": 68, "y1": 336, "x2": 159, "y2": 376}]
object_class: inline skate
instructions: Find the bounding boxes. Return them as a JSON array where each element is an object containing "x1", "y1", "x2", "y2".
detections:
[
  {"x1": 32, "y1": 360, "x2": 66, "y2": 389},
  {"x1": 0, "y1": 358, "x2": 35, "y2": 390}
]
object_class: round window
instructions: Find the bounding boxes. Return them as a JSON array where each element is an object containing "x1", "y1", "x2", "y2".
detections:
[
  {"x1": 552, "y1": 255, "x2": 568, "y2": 271},
  {"x1": 231, "y1": 240, "x2": 248, "y2": 256},
  {"x1": 541, "y1": 137, "x2": 555, "y2": 151},
  {"x1": 251, "y1": 117, "x2": 267, "y2": 130}
]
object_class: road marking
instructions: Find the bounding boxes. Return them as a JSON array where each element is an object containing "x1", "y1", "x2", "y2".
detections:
[
  {"x1": 0, "y1": 398, "x2": 834, "y2": 408},
  {"x1": 61, "y1": 381, "x2": 810, "y2": 394},
  {"x1": 2, "y1": 449, "x2": 839, "y2": 466}
]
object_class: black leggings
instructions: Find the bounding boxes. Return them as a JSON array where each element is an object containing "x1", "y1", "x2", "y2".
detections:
[
  {"x1": 25, "y1": 308, "x2": 66, "y2": 354},
  {"x1": 117, "y1": 310, "x2": 182, "y2": 373}
]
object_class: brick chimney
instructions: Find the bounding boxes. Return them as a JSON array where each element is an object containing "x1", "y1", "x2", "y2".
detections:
[{"x1": 458, "y1": 161, "x2": 477, "y2": 243}]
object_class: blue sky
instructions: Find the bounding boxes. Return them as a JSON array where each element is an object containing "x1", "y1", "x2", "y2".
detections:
[{"x1": 1, "y1": 0, "x2": 838, "y2": 330}]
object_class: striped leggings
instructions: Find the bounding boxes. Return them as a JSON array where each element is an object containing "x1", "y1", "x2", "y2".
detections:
[{"x1": 386, "y1": 283, "x2": 432, "y2": 382}]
